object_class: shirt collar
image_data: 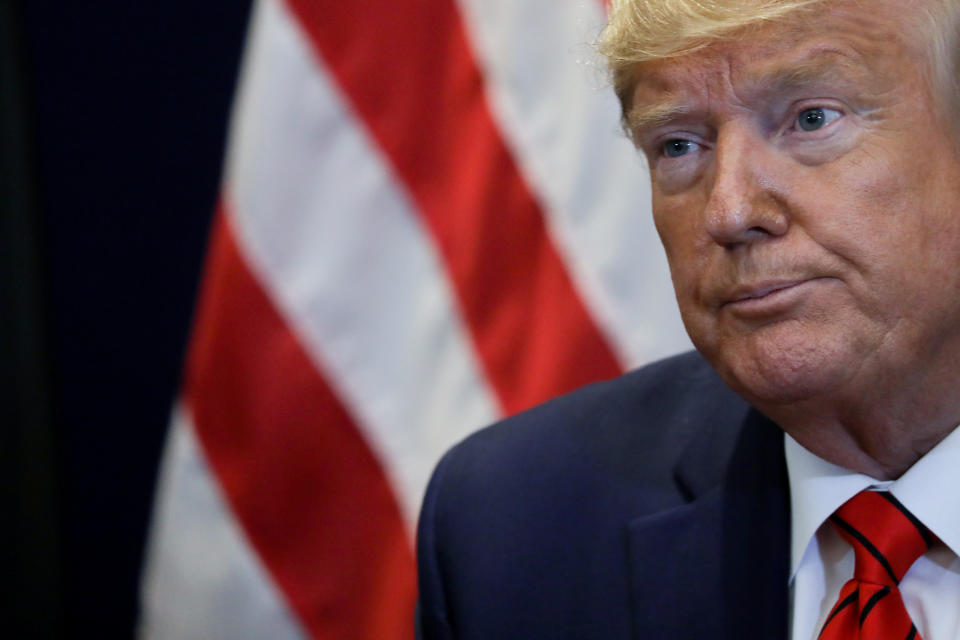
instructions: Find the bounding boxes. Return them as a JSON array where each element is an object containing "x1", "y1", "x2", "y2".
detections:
[
  {"x1": 887, "y1": 425, "x2": 960, "y2": 559},
  {"x1": 785, "y1": 425, "x2": 960, "y2": 581},
  {"x1": 784, "y1": 434, "x2": 879, "y2": 580}
]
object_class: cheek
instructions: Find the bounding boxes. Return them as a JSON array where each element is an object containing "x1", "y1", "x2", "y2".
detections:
[
  {"x1": 652, "y1": 192, "x2": 706, "y2": 265},
  {"x1": 652, "y1": 202, "x2": 698, "y2": 293},
  {"x1": 800, "y1": 149, "x2": 918, "y2": 266},
  {"x1": 799, "y1": 141, "x2": 960, "y2": 320},
  {"x1": 652, "y1": 198, "x2": 715, "y2": 339}
]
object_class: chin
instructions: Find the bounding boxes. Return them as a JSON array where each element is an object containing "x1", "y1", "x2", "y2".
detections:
[{"x1": 700, "y1": 325, "x2": 857, "y2": 407}]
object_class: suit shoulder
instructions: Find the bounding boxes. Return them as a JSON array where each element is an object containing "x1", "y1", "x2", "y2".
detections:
[
  {"x1": 425, "y1": 350, "x2": 748, "y2": 512},
  {"x1": 415, "y1": 351, "x2": 755, "y2": 637},
  {"x1": 448, "y1": 350, "x2": 741, "y2": 464}
]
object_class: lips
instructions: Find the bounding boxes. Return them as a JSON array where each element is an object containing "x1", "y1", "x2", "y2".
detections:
[
  {"x1": 727, "y1": 280, "x2": 806, "y2": 304},
  {"x1": 717, "y1": 277, "x2": 829, "y2": 317}
]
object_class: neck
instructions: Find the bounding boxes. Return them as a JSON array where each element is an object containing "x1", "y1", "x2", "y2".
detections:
[{"x1": 759, "y1": 386, "x2": 960, "y2": 480}]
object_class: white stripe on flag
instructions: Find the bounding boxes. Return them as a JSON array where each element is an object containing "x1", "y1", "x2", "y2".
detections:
[
  {"x1": 453, "y1": 0, "x2": 691, "y2": 366},
  {"x1": 223, "y1": 0, "x2": 501, "y2": 532},
  {"x1": 139, "y1": 404, "x2": 307, "y2": 640}
]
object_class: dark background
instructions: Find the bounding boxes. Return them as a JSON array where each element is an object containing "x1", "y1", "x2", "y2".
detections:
[{"x1": 2, "y1": 1, "x2": 254, "y2": 636}]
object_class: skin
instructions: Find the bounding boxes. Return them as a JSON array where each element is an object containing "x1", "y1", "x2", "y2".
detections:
[{"x1": 628, "y1": 0, "x2": 960, "y2": 479}]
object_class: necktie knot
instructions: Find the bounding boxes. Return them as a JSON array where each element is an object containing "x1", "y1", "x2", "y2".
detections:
[
  {"x1": 829, "y1": 491, "x2": 935, "y2": 587},
  {"x1": 818, "y1": 491, "x2": 936, "y2": 640}
]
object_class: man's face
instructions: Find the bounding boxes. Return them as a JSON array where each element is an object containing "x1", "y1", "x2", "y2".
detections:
[{"x1": 630, "y1": 0, "x2": 960, "y2": 409}]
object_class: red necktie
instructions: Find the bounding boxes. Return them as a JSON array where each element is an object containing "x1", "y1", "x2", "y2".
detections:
[{"x1": 818, "y1": 491, "x2": 936, "y2": 640}]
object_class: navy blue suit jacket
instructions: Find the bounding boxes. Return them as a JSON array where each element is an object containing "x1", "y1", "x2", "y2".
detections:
[{"x1": 416, "y1": 351, "x2": 791, "y2": 639}]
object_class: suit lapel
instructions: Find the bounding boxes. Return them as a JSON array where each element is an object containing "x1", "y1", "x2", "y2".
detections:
[{"x1": 626, "y1": 409, "x2": 790, "y2": 639}]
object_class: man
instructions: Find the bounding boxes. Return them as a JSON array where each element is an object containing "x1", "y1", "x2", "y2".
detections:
[{"x1": 416, "y1": 0, "x2": 960, "y2": 637}]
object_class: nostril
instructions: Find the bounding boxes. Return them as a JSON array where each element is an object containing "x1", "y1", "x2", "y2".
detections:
[{"x1": 704, "y1": 198, "x2": 789, "y2": 246}]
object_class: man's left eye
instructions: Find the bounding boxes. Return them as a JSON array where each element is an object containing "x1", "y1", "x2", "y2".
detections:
[{"x1": 796, "y1": 107, "x2": 842, "y2": 132}]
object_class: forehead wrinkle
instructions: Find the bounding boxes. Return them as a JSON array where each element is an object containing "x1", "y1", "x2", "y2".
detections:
[
  {"x1": 626, "y1": 60, "x2": 726, "y2": 136},
  {"x1": 739, "y1": 46, "x2": 869, "y2": 98},
  {"x1": 627, "y1": 44, "x2": 870, "y2": 136}
]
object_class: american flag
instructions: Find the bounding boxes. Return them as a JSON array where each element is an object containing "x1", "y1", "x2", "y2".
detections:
[{"x1": 138, "y1": 0, "x2": 690, "y2": 637}]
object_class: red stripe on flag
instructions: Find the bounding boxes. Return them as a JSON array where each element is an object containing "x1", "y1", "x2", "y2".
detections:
[
  {"x1": 283, "y1": 0, "x2": 623, "y2": 414},
  {"x1": 184, "y1": 203, "x2": 416, "y2": 640}
]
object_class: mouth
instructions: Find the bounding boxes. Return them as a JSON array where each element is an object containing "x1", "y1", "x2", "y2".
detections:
[
  {"x1": 721, "y1": 278, "x2": 825, "y2": 316},
  {"x1": 729, "y1": 281, "x2": 805, "y2": 303}
]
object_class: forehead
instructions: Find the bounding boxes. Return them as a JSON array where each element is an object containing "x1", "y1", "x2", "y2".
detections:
[{"x1": 628, "y1": 0, "x2": 923, "y2": 127}]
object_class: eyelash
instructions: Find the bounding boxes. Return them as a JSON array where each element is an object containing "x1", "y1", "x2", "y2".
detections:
[
  {"x1": 790, "y1": 105, "x2": 843, "y2": 133},
  {"x1": 653, "y1": 104, "x2": 845, "y2": 160},
  {"x1": 660, "y1": 139, "x2": 698, "y2": 158}
]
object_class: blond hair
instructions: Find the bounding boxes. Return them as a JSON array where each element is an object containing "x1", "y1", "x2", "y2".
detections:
[{"x1": 599, "y1": 0, "x2": 960, "y2": 128}]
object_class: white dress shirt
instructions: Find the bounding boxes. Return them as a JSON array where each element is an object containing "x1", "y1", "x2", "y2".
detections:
[{"x1": 786, "y1": 426, "x2": 960, "y2": 640}]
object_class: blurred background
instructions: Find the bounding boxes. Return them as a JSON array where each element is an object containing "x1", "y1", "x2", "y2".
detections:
[
  {"x1": 3, "y1": 1, "x2": 252, "y2": 636},
  {"x1": 2, "y1": 0, "x2": 690, "y2": 637}
]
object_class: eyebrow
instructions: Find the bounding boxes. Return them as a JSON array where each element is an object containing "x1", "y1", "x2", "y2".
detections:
[
  {"x1": 626, "y1": 97, "x2": 691, "y2": 131},
  {"x1": 759, "y1": 49, "x2": 864, "y2": 95},
  {"x1": 625, "y1": 47, "x2": 865, "y2": 134}
]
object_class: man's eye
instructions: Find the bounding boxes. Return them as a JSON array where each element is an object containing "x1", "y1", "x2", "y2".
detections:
[
  {"x1": 797, "y1": 107, "x2": 842, "y2": 132},
  {"x1": 663, "y1": 139, "x2": 698, "y2": 158}
]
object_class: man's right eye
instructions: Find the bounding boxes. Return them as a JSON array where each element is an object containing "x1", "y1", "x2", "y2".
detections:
[{"x1": 663, "y1": 139, "x2": 697, "y2": 158}]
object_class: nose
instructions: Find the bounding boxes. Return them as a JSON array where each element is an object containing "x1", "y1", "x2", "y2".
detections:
[{"x1": 703, "y1": 124, "x2": 789, "y2": 247}]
